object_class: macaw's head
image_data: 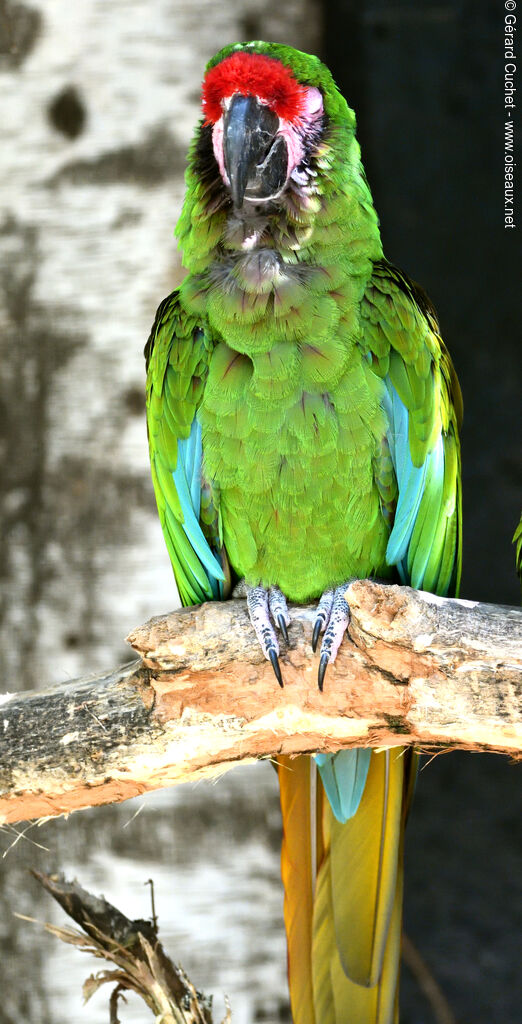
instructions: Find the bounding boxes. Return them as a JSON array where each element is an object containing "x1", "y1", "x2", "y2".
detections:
[{"x1": 200, "y1": 42, "x2": 345, "y2": 209}]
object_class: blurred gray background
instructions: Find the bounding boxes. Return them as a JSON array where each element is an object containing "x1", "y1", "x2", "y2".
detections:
[{"x1": 0, "y1": 1, "x2": 520, "y2": 1022}]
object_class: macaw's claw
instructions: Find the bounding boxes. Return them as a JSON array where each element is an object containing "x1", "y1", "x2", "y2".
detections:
[
  {"x1": 246, "y1": 584, "x2": 291, "y2": 687},
  {"x1": 318, "y1": 653, "x2": 329, "y2": 692},
  {"x1": 269, "y1": 647, "x2": 284, "y2": 687},
  {"x1": 277, "y1": 614, "x2": 289, "y2": 644},
  {"x1": 314, "y1": 584, "x2": 352, "y2": 690},
  {"x1": 311, "y1": 617, "x2": 322, "y2": 653}
]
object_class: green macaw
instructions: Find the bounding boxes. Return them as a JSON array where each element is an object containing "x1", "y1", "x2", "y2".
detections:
[{"x1": 145, "y1": 42, "x2": 462, "y2": 1024}]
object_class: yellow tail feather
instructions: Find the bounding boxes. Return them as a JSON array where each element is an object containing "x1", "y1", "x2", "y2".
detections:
[
  {"x1": 329, "y1": 749, "x2": 404, "y2": 986},
  {"x1": 280, "y1": 749, "x2": 416, "y2": 1023},
  {"x1": 330, "y1": 858, "x2": 403, "y2": 1024},
  {"x1": 312, "y1": 813, "x2": 403, "y2": 1024},
  {"x1": 278, "y1": 754, "x2": 320, "y2": 1024},
  {"x1": 312, "y1": 852, "x2": 337, "y2": 1024}
]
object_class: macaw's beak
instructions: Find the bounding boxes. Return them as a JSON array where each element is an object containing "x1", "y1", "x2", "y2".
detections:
[{"x1": 223, "y1": 93, "x2": 289, "y2": 208}]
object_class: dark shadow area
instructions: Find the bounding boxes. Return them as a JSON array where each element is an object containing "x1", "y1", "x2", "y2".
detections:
[
  {"x1": 323, "y1": 0, "x2": 521, "y2": 606},
  {"x1": 323, "y1": 4, "x2": 521, "y2": 1019},
  {"x1": 48, "y1": 125, "x2": 187, "y2": 187},
  {"x1": 403, "y1": 751, "x2": 522, "y2": 1023}
]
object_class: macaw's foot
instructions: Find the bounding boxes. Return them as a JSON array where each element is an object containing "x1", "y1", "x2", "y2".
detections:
[
  {"x1": 245, "y1": 585, "x2": 291, "y2": 687},
  {"x1": 312, "y1": 583, "x2": 352, "y2": 691}
]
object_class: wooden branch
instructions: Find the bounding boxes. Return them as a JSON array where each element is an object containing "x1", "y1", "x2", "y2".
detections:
[
  {"x1": 23, "y1": 871, "x2": 223, "y2": 1024},
  {"x1": 1, "y1": 582, "x2": 521, "y2": 825}
]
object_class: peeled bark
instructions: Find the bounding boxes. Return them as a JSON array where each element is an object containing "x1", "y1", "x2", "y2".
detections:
[{"x1": 1, "y1": 581, "x2": 520, "y2": 825}]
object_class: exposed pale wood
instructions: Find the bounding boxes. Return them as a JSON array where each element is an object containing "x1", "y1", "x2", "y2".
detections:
[{"x1": 1, "y1": 582, "x2": 520, "y2": 825}]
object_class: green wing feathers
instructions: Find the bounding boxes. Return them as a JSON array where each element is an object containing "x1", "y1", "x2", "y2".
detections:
[
  {"x1": 513, "y1": 513, "x2": 522, "y2": 589},
  {"x1": 145, "y1": 291, "x2": 228, "y2": 606},
  {"x1": 363, "y1": 261, "x2": 462, "y2": 597}
]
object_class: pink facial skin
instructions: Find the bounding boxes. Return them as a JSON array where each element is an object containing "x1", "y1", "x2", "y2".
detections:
[{"x1": 211, "y1": 85, "x2": 324, "y2": 193}]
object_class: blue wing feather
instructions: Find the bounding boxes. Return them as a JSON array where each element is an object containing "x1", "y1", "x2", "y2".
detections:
[
  {"x1": 185, "y1": 418, "x2": 203, "y2": 516},
  {"x1": 315, "y1": 750, "x2": 372, "y2": 823},
  {"x1": 383, "y1": 372, "x2": 460, "y2": 601},
  {"x1": 384, "y1": 383, "x2": 427, "y2": 566},
  {"x1": 173, "y1": 419, "x2": 225, "y2": 587}
]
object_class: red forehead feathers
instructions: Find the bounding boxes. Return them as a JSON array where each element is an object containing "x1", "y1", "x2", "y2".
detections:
[{"x1": 202, "y1": 52, "x2": 307, "y2": 125}]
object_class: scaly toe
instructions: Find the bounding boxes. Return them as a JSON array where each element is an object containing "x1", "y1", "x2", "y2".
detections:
[
  {"x1": 318, "y1": 585, "x2": 351, "y2": 690},
  {"x1": 268, "y1": 586, "x2": 291, "y2": 643},
  {"x1": 246, "y1": 585, "x2": 284, "y2": 687},
  {"x1": 312, "y1": 588, "x2": 334, "y2": 652}
]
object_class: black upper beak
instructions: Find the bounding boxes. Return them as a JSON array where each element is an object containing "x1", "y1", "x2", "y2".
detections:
[{"x1": 223, "y1": 93, "x2": 289, "y2": 208}]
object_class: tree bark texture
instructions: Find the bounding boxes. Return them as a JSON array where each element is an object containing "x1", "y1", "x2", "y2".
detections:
[
  {"x1": 1, "y1": 582, "x2": 520, "y2": 825},
  {"x1": 29, "y1": 871, "x2": 220, "y2": 1024}
]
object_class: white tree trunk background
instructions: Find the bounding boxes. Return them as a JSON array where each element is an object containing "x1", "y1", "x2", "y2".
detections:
[
  {"x1": 0, "y1": 5, "x2": 321, "y2": 1023},
  {"x1": 0, "y1": 0, "x2": 320, "y2": 687}
]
